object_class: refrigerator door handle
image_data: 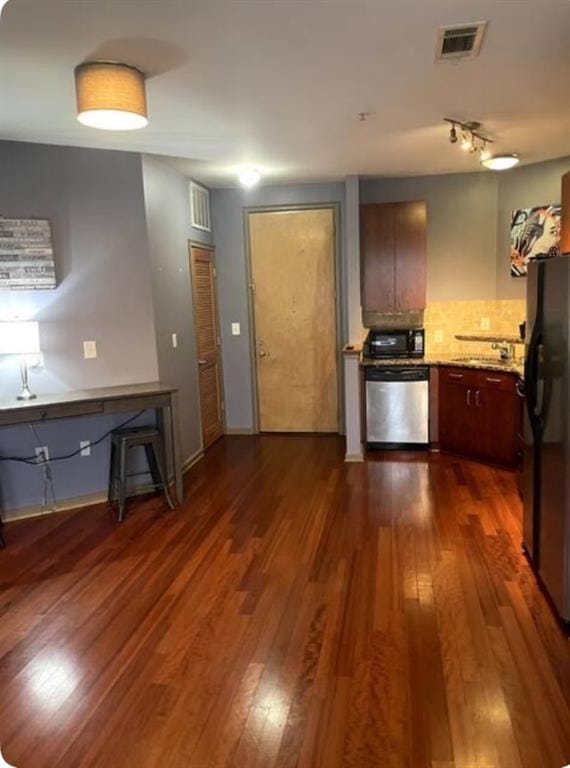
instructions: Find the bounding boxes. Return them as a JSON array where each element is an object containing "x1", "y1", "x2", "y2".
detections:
[
  {"x1": 534, "y1": 342, "x2": 546, "y2": 421},
  {"x1": 525, "y1": 330, "x2": 542, "y2": 434}
]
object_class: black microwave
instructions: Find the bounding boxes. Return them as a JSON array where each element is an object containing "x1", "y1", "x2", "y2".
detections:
[{"x1": 366, "y1": 328, "x2": 424, "y2": 359}]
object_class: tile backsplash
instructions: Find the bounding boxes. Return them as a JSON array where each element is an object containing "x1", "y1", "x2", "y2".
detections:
[{"x1": 424, "y1": 299, "x2": 527, "y2": 358}]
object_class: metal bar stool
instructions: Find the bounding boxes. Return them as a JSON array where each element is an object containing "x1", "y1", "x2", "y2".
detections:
[{"x1": 109, "y1": 426, "x2": 175, "y2": 522}]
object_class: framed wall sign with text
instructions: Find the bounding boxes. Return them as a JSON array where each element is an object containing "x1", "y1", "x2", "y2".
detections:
[{"x1": 0, "y1": 217, "x2": 56, "y2": 290}]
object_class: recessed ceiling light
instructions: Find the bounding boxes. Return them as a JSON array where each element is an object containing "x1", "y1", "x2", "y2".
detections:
[
  {"x1": 238, "y1": 168, "x2": 261, "y2": 188},
  {"x1": 75, "y1": 62, "x2": 148, "y2": 131},
  {"x1": 481, "y1": 153, "x2": 520, "y2": 171}
]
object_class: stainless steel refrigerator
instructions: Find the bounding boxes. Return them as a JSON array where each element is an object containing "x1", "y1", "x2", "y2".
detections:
[{"x1": 523, "y1": 256, "x2": 570, "y2": 624}]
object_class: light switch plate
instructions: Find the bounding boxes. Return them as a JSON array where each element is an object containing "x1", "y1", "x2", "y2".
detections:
[
  {"x1": 83, "y1": 340, "x2": 97, "y2": 359},
  {"x1": 480, "y1": 317, "x2": 491, "y2": 331},
  {"x1": 231, "y1": 322, "x2": 241, "y2": 336},
  {"x1": 80, "y1": 440, "x2": 91, "y2": 457},
  {"x1": 172, "y1": 332, "x2": 178, "y2": 348}
]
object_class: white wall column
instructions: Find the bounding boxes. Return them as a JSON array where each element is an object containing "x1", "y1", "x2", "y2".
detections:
[
  {"x1": 343, "y1": 175, "x2": 364, "y2": 461},
  {"x1": 345, "y1": 175, "x2": 362, "y2": 344},
  {"x1": 343, "y1": 350, "x2": 363, "y2": 461}
]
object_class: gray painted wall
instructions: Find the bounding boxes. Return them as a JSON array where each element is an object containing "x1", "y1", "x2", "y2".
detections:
[
  {"x1": 496, "y1": 156, "x2": 570, "y2": 299},
  {"x1": 142, "y1": 155, "x2": 211, "y2": 462},
  {"x1": 211, "y1": 182, "x2": 346, "y2": 431},
  {"x1": 0, "y1": 141, "x2": 159, "y2": 512},
  {"x1": 361, "y1": 172, "x2": 499, "y2": 302},
  {"x1": 361, "y1": 156, "x2": 570, "y2": 302}
]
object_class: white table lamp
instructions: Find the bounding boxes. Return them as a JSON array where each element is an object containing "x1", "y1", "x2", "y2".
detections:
[{"x1": 0, "y1": 321, "x2": 41, "y2": 400}]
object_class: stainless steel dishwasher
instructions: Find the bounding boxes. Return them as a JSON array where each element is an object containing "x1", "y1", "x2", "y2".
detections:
[{"x1": 365, "y1": 366, "x2": 429, "y2": 449}]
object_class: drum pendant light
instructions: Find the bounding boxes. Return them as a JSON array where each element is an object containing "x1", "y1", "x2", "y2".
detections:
[{"x1": 75, "y1": 61, "x2": 148, "y2": 131}]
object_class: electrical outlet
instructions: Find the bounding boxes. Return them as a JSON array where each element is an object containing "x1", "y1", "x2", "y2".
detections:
[
  {"x1": 231, "y1": 322, "x2": 241, "y2": 336},
  {"x1": 480, "y1": 317, "x2": 491, "y2": 331},
  {"x1": 35, "y1": 446, "x2": 49, "y2": 462},
  {"x1": 80, "y1": 440, "x2": 91, "y2": 457},
  {"x1": 171, "y1": 333, "x2": 178, "y2": 349},
  {"x1": 83, "y1": 340, "x2": 97, "y2": 359},
  {"x1": 434, "y1": 330, "x2": 444, "y2": 343}
]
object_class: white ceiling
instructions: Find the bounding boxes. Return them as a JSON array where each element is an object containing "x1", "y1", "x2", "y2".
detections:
[{"x1": 1, "y1": 0, "x2": 569, "y2": 187}]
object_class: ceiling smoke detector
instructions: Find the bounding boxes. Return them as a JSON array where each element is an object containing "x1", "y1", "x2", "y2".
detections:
[{"x1": 436, "y1": 21, "x2": 487, "y2": 61}]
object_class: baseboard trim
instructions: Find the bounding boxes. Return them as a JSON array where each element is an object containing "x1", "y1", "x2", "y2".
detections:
[
  {"x1": 224, "y1": 427, "x2": 255, "y2": 435},
  {"x1": 3, "y1": 490, "x2": 115, "y2": 523},
  {"x1": 181, "y1": 448, "x2": 204, "y2": 473},
  {"x1": 3, "y1": 448, "x2": 205, "y2": 524},
  {"x1": 345, "y1": 452, "x2": 364, "y2": 463}
]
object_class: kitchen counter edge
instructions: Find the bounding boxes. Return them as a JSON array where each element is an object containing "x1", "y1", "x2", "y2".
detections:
[{"x1": 360, "y1": 355, "x2": 523, "y2": 378}]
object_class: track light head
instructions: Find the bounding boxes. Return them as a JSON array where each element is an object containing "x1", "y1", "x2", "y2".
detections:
[
  {"x1": 449, "y1": 124, "x2": 457, "y2": 144},
  {"x1": 461, "y1": 132, "x2": 473, "y2": 152}
]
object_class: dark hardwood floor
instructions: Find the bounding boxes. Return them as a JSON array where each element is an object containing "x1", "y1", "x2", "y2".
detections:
[{"x1": 0, "y1": 436, "x2": 568, "y2": 768}]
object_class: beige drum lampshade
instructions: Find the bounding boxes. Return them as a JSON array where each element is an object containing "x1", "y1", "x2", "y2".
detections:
[{"x1": 75, "y1": 61, "x2": 148, "y2": 131}]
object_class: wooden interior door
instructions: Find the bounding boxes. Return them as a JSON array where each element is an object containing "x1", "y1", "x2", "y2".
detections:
[
  {"x1": 248, "y1": 208, "x2": 338, "y2": 432},
  {"x1": 190, "y1": 245, "x2": 224, "y2": 449}
]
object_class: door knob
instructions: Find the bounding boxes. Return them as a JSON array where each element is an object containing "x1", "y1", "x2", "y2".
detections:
[
  {"x1": 259, "y1": 350, "x2": 269, "y2": 358},
  {"x1": 198, "y1": 358, "x2": 207, "y2": 366}
]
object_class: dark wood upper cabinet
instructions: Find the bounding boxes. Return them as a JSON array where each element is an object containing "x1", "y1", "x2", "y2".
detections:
[
  {"x1": 360, "y1": 203, "x2": 395, "y2": 312},
  {"x1": 360, "y1": 201, "x2": 427, "y2": 313},
  {"x1": 561, "y1": 171, "x2": 570, "y2": 255}
]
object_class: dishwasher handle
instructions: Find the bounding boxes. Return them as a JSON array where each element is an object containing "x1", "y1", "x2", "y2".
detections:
[{"x1": 365, "y1": 366, "x2": 429, "y2": 383}]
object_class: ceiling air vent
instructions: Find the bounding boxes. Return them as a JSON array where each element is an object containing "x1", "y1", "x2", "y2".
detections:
[{"x1": 436, "y1": 21, "x2": 487, "y2": 61}]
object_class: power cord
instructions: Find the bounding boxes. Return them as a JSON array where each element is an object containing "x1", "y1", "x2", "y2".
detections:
[
  {"x1": 0, "y1": 410, "x2": 146, "y2": 465},
  {"x1": 30, "y1": 423, "x2": 56, "y2": 513}
]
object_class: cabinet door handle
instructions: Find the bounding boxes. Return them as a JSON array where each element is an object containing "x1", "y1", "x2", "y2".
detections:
[
  {"x1": 475, "y1": 390, "x2": 481, "y2": 407},
  {"x1": 467, "y1": 388, "x2": 472, "y2": 406},
  {"x1": 486, "y1": 376, "x2": 502, "y2": 383},
  {"x1": 449, "y1": 373, "x2": 464, "y2": 380}
]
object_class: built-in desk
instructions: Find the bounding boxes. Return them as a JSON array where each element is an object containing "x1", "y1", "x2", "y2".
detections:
[{"x1": 0, "y1": 382, "x2": 183, "y2": 505}]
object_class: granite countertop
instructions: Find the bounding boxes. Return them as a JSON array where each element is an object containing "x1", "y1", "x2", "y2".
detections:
[{"x1": 360, "y1": 355, "x2": 524, "y2": 377}]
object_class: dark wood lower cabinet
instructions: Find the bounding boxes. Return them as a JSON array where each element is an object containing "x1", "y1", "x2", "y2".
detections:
[{"x1": 439, "y1": 366, "x2": 521, "y2": 467}]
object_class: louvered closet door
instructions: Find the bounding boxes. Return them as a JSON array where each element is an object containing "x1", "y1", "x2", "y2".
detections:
[{"x1": 190, "y1": 245, "x2": 224, "y2": 449}]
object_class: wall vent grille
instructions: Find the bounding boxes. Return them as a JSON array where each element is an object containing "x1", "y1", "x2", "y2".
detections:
[
  {"x1": 436, "y1": 21, "x2": 487, "y2": 60},
  {"x1": 190, "y1": 181, "x2": 211, "y2": 232}
]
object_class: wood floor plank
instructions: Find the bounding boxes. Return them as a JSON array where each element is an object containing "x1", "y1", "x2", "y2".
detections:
[{"x1": 0, "y1": 436, "x2": 568, "y2": 768}]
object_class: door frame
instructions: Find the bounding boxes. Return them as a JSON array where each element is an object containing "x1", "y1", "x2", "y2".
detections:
[
  {"x1": 188, "y1": 241, "x2": 226, "y2": 448},
  {"x1": 243, "y1": 203, "x2": 343, "y2": 434}
]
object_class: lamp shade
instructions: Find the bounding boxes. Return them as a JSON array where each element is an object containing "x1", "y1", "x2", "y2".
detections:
[
  {"x1": 75, "y1": 61, "x2": 148, "y2": 131},
  {"x1": 0, "y1": 321, "x2": 40, "y2": 355}
]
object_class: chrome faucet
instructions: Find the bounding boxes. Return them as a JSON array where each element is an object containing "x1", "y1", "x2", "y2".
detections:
[{"x1": 492, "y1": 341, "x2": 515, "y2": 362}]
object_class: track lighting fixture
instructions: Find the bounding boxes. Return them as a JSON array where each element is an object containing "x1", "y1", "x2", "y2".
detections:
[
  {"x1": 446, "y1": 119, "x2": 491, "y2": 156},
  {"x1": 460, "y1": 132, "x2": 473, "y2": 152},
  {"x1": 479, "y1": 142, "x2": 491, "y2": 162},
  {"x1": 443, "y1": 118, "x2": 518, "y2": 170}
]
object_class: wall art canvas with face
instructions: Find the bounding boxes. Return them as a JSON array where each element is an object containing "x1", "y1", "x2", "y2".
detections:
[{"x1": 510, "y1": 204, "x2": 561, "y2": 277}]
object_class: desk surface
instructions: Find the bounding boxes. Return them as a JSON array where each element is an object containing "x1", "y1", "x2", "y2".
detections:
[
  {"x1": 0, "y1": 382, "x2": 177, "y2": 415},
  {"x1": 0, "y1": 381, "x2": 184, "y2": 505}
]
